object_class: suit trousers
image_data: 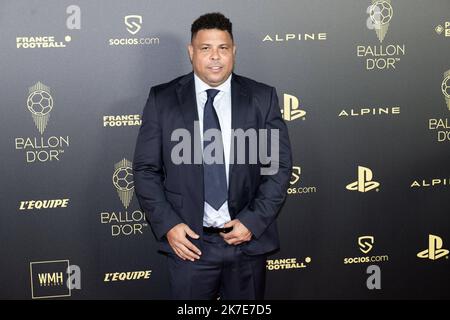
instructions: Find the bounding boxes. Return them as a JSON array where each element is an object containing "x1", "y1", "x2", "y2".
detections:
[{"x1": 166, "y1": 231, "x2": 267, "y2": 300}]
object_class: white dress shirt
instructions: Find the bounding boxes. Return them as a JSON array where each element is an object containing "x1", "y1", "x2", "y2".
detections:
[{"x1": 194, "y1": 73, "x2": 232, "y2": 228}]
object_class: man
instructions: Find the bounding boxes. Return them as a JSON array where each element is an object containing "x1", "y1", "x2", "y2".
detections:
[{"x1": 133, "y1": 12, "x2": 292, "y2": 300}]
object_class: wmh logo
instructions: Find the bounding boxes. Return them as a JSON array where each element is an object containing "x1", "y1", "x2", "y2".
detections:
[{"x1": 30, "y1": 260, "x2": 80, "y2": 299}]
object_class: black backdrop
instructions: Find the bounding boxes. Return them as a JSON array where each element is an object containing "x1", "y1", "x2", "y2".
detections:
[{"x1": 0, "y1": 0, "x2": 449, "y2": 299}]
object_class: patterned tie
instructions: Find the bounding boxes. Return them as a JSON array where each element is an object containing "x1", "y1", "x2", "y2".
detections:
[{"x1": 203, "y1": 89, "x2": 228, "y2": 210}]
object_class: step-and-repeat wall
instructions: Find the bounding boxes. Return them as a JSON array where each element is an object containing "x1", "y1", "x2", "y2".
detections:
[{"x1": 1, "y1": 0, "x2": 449, "y2": 299}]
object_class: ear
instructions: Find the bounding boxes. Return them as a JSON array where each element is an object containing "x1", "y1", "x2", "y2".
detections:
[
  {"x1": 188, "y1": 44, "x2": 194, "y2": 63},
  {"x1": 233, "y1": 45, "x2": 237, "y2": 56}
]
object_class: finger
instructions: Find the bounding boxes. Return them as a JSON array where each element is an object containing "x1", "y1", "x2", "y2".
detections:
[
  {"x1": 173, "y1": 247, "x2": 187, "y2": 261},
  {"x1": 242, "y1": 233, "x2": 251, "y2": 241},
  {"x1": 225, "y1": 237, "x2": 241, "y2": 245},
  {"x1": 181, "y1": 238, "x2": 202, "y2": 256},
  {"x1": 178, "y1": 244, "x2": 200, "y2": 261},
  {"x1": 184, "y1": 226, "x2": 200, "y2": 239},
  {"x1": 220, "y1": 230, "x2": 238, "y2": 240},
  {"x1": 223, "y1": 220, "x2": 236, "y2": 228},
  {"x1": 174, "y1": 246, "x2": 190, "y2": 261},
  {"x1": 219, "y1": 232, "x2": 228, "y2": 239},
  {"x1": 220, "y1": 232, "x2": 232, "y2": 240}
]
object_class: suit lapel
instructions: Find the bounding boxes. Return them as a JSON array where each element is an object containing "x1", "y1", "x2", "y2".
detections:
[
  {"x1": 176, "y1": 72, "x2": 198, "y2": 136},
  {"x1": 175, "y1": 72, "x2": 204, "y2": 202},
  {"x1": 229, "y1": 74, "x2": 250, "y2": 203},
  {"x1": 231, "y1": 73, "x2": 250, "y2": 135}
]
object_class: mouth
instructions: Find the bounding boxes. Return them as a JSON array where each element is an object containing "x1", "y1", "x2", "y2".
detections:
[{"x1": 208, "y1": 66, "x2": 223, "y2": 72}]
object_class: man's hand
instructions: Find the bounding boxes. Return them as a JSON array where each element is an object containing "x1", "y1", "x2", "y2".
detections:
[
  {"x1": 220, "y1": 219, "x2": 253, "y2": 245},
  {"x1": 167, "y1": 223, "x2": 202, "y2": 261}
]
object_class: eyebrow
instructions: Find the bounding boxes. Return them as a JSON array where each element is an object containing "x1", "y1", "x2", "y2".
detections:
[{"x1": 198, "y1": 43, "x2": 230, "y2": 46}]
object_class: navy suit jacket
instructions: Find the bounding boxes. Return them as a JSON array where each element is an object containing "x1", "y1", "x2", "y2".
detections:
[{"x1": 133, "y1": 72, "x2": 292, "y2": 255}]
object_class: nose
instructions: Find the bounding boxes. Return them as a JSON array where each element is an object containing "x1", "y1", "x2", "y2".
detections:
[{"x1": 210, "y1": 48, "x2": 220, "y2": 60}]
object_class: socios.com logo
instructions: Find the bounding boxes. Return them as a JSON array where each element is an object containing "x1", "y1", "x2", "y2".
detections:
[
  {"x1": 358, "y1": 236, "x2": 374, "y2": 254},
  {"x1": 109, "y1": 15, "x2": 159, "y2": 47},
  {"x1": 124, "y1": 15, "x2": 142, "y2": 35},
  {"x1": 287, "y1": 166, "x2": 318, "y2": 195},
  {"x1": 290, "y1": 166, "x2": 301, "y2": 185},
  {"x1": 346, "y1": 166, "x2": 380, "y2": 192},
  {"x1": 344, "y1": 235, "x2": 389, "y2": 265}
]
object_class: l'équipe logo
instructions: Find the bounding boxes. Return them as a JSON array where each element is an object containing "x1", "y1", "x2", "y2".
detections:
[
  {"x1": 104, "y1": 270, "x2": 152, "y2": 282},
  {"x1": 19, "y1": 199, "x2": 69, "y2": 212}
]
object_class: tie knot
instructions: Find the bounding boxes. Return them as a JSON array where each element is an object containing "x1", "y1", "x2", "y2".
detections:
[{"x1": 206, "y1": 89, "x2": 220, "y2": 101}]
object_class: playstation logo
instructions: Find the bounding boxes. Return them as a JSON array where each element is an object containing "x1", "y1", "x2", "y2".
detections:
[
  {"x1": 280, "y1": 94, "x2": 306, "y2": 121},
  {"x1": 417, "y1": 234, "x2": 449, "y2": 260},
  {"x1": 346, "y1": 166, "x2": 380, "y2": 192},
  {"x1": 358, "y1": 236, "x2": 374, "y2": 254}
]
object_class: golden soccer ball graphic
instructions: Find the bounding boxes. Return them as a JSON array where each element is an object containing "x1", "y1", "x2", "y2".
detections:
[
  {"x1": 113, "y1": 166, "x2": 134, "y2": 191},
  {"x1": 370, "y1": 1, "x2": 393, "y2": 26},
  {"x1": 442, "y1": 75, "x2": 450, "y2": 99},
  {"x1": 27, "y1": 90, "x2": 53, "y2": 116}
]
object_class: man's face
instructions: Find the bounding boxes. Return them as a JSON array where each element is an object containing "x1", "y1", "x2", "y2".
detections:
[{"x1": 188, "y1": 28, "x2": 236, "y2": 87}]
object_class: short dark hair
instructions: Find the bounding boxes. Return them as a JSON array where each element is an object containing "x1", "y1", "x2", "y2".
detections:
[{"x1": 191, "y1": 12, "x2": 233, "y2": 41}]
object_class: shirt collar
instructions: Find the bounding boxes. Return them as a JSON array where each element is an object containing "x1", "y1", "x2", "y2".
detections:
[{"x1": 194, "y1": 72, "x2": 232, "y2": 95}]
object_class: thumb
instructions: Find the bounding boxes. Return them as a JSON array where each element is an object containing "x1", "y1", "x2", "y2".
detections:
[
  {"x1": 224, "y1": 220, "x2": 236, "y2": 228},
  {"x1": 184, "y1": 226, "x2": 200, "y2": 239}
]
